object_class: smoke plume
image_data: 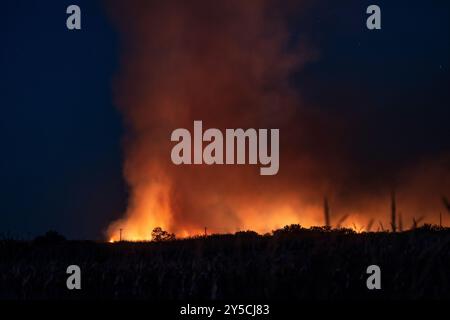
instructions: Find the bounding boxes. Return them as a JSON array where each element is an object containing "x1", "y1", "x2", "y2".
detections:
[{"x1": 106, "y1": 0, "x2": 449, "y2": 240}]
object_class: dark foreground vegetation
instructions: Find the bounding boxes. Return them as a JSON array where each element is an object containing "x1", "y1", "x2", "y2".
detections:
[{"x1": 0, "y1": 225, "x2": 449, "y2": 300}]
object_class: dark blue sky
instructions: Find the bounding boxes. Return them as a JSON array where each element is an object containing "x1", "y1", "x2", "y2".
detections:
[
  {"x1": 1, "y1": 0, "x2": 125, "y2": 239},
  {"x1": 1, "y1": 0, "x2": 448, "y2": 239},
  {"x1": 292, "y1": 0, "x2": 449, "y2": 175}
]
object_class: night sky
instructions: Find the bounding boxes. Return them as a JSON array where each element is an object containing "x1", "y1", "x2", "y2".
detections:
[{"x1": 1, "y1": 0, "x2": 449, "y2": 239}]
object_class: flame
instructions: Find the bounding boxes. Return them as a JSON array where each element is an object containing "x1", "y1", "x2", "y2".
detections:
[
  {"x1": 104, "y1": 0, "x2": 449, "y2": 242},
  {"x1": 106, "y1": 188, "x2": 368, "y2": 241},
  {"x1": 108, "y1": 178, "x2": 173, "y2": 241}
]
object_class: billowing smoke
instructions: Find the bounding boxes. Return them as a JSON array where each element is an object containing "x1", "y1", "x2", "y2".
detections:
[{"x1": 105, "y1": 0, "x2": 449, "y2": 240}]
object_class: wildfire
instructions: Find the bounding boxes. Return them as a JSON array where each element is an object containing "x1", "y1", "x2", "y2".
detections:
[
  {"x1": 107, "y1": 190, "x2": 374, "y2": 242},
  {"x1": 108, "y1": 180, "x2": 173, "y2": 241},
  {"x1": 105, "y1": 0, "x2": 449, "y2": 242}
]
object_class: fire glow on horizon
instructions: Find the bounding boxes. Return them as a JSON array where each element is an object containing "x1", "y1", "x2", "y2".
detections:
[{"x1": 105, "y1": 0, "x2": 449, "y2": 242}]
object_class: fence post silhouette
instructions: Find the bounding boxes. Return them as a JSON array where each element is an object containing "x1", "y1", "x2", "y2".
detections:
[
  {"x1": 323, "y1": 196, "x2": 331, "y2": 228},
  {"x1": 391, "y1": 191, "x2": 397, "y2": 232}
]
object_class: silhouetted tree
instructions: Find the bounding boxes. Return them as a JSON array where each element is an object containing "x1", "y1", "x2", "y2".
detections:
[
  {"x1": 272, "y1": 224, "x2": 304, "y2": 237},
  {"x1": 151, "y1": 227, "x2": 175, "y2": 242}
]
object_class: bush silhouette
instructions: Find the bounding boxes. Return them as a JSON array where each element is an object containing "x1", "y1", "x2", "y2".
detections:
[{"x1": 34, "y1": 230, "x2": 66, "y2": 244}]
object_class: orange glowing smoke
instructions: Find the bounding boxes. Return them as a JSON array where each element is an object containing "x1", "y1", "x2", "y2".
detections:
[
  {"x1": 108, "y1": 176, "x2": 173, "y2": 241},
  {"x1": 105, "y1": 0, "x2": 449, "y2": 241}
]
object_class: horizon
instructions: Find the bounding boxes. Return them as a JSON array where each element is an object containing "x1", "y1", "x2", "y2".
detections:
[{"x1": 1, "y1": 0, "x2": 449, "y2": 240}]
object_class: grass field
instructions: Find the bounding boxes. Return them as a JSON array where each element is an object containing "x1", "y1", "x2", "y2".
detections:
[{"x1": 1, "y1": 225, "x2": 449, "y2": 300}]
